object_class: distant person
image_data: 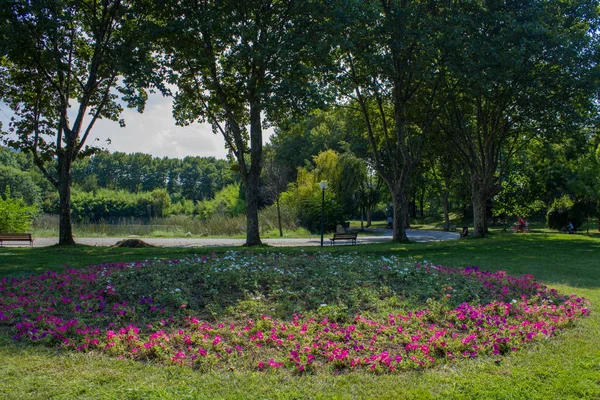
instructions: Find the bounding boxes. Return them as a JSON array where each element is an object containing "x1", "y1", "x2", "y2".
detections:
[
  {"x1": 387, "y1": 216, "x2": 393, "y2": 229},
  {"x1": 516, "y1": 217, "x2": 527, "y2": 233},
  {"x1": 566, "y1": 221, "x2": 575, "y2": 234}
]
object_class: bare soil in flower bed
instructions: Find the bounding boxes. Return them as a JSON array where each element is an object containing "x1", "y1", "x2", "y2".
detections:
[{"x1": 0, "y1": 251, "x2": 590, "y2": 374}]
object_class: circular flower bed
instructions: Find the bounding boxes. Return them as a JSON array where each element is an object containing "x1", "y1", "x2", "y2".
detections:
[{"x1": 0, "y1": 252, "x2": 590, "y2": 373}]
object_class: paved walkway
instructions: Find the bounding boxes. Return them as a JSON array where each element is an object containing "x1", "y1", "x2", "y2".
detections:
[{"x1": 29, "y1": 229, "x2": 459, "y2": 248}]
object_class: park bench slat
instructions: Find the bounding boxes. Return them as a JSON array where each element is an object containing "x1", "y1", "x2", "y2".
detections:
[
  {"x1": 329, "y1": 233, "x2": 358, "y2": 245},
  {"x1": 0, "y1": 233, "x2": 34, "y2": 247}
]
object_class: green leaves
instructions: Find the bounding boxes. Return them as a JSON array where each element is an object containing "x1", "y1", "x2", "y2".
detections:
[
  {"x1": 1, "y1": 0, "x2": 162, "y2": 243},
  {"x1": 0, "y1": 187, "x2": 38, "y2": 233}
]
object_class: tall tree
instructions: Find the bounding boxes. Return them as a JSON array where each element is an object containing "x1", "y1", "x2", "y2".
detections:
[
  {"x1": 157, "y1": 0, "x2": 329, "y2": 246},
  {"x1": 0, "y1": 0, "x2": 157, "y2": 244},
  {"x1": 333, "y1": 0, "x2": 444, "y2": 242},
  {"x1": 437, "y1": 0, "x2": 599, "y2": 237}
]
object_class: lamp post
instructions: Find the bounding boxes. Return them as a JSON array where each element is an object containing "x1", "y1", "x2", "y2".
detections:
[{"x1": 319, "y1": 181, "x2": 328, "y2": 246}]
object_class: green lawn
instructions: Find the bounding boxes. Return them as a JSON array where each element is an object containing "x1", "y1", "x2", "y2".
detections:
[{"x1": 1, "y1": 232, "x2": 599, "y2": 399}]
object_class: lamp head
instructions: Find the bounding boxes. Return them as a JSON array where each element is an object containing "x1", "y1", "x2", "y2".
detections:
[{"x1": 319, "y1": 181, "x2": 328, "y2": 189}]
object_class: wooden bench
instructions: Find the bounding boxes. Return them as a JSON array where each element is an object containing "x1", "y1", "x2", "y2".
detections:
[
  {"x1": 329, "y1": 233, "x2": 358, "y2": 245},
  {"x1": 0, "y1": 233, "x2": 34, "y2": 247}
]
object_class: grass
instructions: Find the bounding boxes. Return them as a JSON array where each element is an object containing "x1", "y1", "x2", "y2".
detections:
[{"x1": 1, "y1": 232, "x2": 599, "y2": 399}]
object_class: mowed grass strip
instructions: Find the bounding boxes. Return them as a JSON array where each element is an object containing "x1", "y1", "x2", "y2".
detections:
[{"x1": 0, "y1": 232, "x2": 599, "y2": 399}]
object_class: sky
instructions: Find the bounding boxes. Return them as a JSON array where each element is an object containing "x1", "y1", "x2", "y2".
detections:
[
  {"x1": 90, "y1": 92, "x2": 229, "y2": 159},
  {"x1": 1, "y1": 92, "x2": 274, "y2": 160}
]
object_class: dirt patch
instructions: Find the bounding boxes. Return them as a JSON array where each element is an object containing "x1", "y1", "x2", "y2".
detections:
[{"x1": 113, "y1": 239, "x2": 155, "y2": 248}]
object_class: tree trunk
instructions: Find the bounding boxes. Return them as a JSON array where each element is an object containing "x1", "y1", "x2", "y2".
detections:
[
  {"x1": 403, "y1": 204, "x2": 410, "y2": 229},
  {"x1": 471, "y1": 175, "x2": 489, "y2": 237},
  {"x1": 57, "y1": 157, "x2": 76, "y2": 245},
  {"x1": 243, "y1": 171, "x2": 262, "y2": 246},
  {"x1": 442, "y1": 191, "x2": 450, "y2": 231},
  {"x1": 244, "y1": 101, "x2": 263, "y2": 246},
  {"x1": 390, "y1": 182, "x2": 409, "y2": 242},
  {"x1": 276, "y1": 197, "x2": 283, "y2": 237},
  {"x1": 360, "y1": 207, "x2": 364, "y2": 230},
  {"x1": 410, "y1": 195, "x2": 417, "y2": 218}
]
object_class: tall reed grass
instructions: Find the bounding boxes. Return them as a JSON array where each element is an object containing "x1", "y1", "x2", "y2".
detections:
[{"x1": 32, "y1": 204, "x2": 303, "y2": 237}]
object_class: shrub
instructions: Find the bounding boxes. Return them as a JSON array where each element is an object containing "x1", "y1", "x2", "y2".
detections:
[
  {"x1": 196, "y1": 184, "x2": 246, "y2": 219},
  {"x1": 170, "y1": 199, "x2": 195, "y2": 215},
  {"x1": 71, "y1": 189, "x2": 173, "y2": 222},
  {"x1": 0, "y1": 166, "x2": 41, "y2": 206},
  {"x1": 149, "y1": 189, "x2": 171, "y2": 218},
  {"x1": 546, "y1": 195, "x2": 584, "y2": 230},
  {"x1": 297, "y1": 190, "x2": 346, "y2": 233},
  {"x1": 0, "y1": 187, "x2": 38, "y2": 233}
]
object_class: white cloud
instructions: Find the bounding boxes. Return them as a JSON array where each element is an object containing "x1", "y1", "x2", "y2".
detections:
[
  {"x1": 2, "y1": 92, "x2": 273, "y2": 160},
  {"x1": 90, "y1": 93, "x2": 229, "y2": 159}
]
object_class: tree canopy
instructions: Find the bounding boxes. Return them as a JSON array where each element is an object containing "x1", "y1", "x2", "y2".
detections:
[
  {"x1": 153, "y1": 0, "x2": 333, "y2": 245},
  {"x1": 0, "y1": 0, "x2": 159, "y2": 244},
  {"x1": 1, "y1": 0, "x2": 598, "y2": 240}
]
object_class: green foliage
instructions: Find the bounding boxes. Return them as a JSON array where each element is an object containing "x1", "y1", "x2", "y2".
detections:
[
  {"x1": 0, "y1": 166, "x2": 41, "y2": 206},
  {"x1": 269, "y1": 109, "x2": 370, "y2": 181},
  {"x1": 297, "y1": 189, "x2": 346, "y2": 233},
  {"x1": 435, "y1": 0, "x2": 599, "y2": 236},
  {"x1": 196, "y1": 184, "x2": 246, "y2": 219},
  {"x1": 149, "y1": 189, "x2": 171, "y2": 218},
  {"x1": 158, "y1": 0, "x2": 334, "y2": 245},
  {"x1": 72, "y1": 151, "x2": 239, "y2": 200},
  {"x1": 492, "y1": 139, "x2": 548, "y2": 219},
  {"x1": 70, "y1": 189, "x2": 171, "y2": 222},
  {"x1": 169, "y1": 199, "x2": 195, "y2": 216},
  {"x1": 32, "y1": 199, "x2": 303, "y2": 238},
  {"x1": 1, "y1": 0, "x2": 161, "y2": 243},
  {"x1": 546, "y1": 195, "x2": 572, "y2": 230},
  {"x1": 546, "y1": 195, "x2": 584, "y2": 230},
  {"x1": 0, "y1": 188, "x2": 38, "y2": 233},
  {"x1": 279, "y1": 149, "x2": 369, "y2": 231},
  {"x1": 65, "y1": 183, "x2": 246, "y2": 224},
  {"x1": 0, "y1": 147, "x2": 25, "y2": 169}
]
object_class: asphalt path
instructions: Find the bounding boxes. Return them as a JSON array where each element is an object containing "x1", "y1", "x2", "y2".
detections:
[{"x1": 27, "y1": 229, "x2": 459, "y2": 248}]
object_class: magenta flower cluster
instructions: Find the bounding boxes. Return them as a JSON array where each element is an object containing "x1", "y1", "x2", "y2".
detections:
[{"x1": 0, "y1": 256, "x2": 590, "y2": 373}]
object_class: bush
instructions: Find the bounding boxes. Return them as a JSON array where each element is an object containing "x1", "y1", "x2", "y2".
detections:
[
  {"x1": 546, "y1": 195, "x2": 584, "y2": 230},
  {"x1": 170, "y1": 199, "x2": 195, "y2": 215},
  {"x1": 149, "y1": 189, "x2": 172, "y2": 218},
  {"x1": 297, "y1": 190, "x2": 346, "y2": 233},
  {"x1": 369, "y1": 206, "x2": 387, "y2": 221},
  {"x1": 196, "y1": 184, "x2": 245, "y2": 219},
  {"x1": 0, "y1": 166, "x2": 41, "y2": 206},
  {"x1": 0, "y1": 188, "x2": 38, "y2": 233},
  {"x1": 71, "y1": 189, "x2": 172, "y2": 222}
]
